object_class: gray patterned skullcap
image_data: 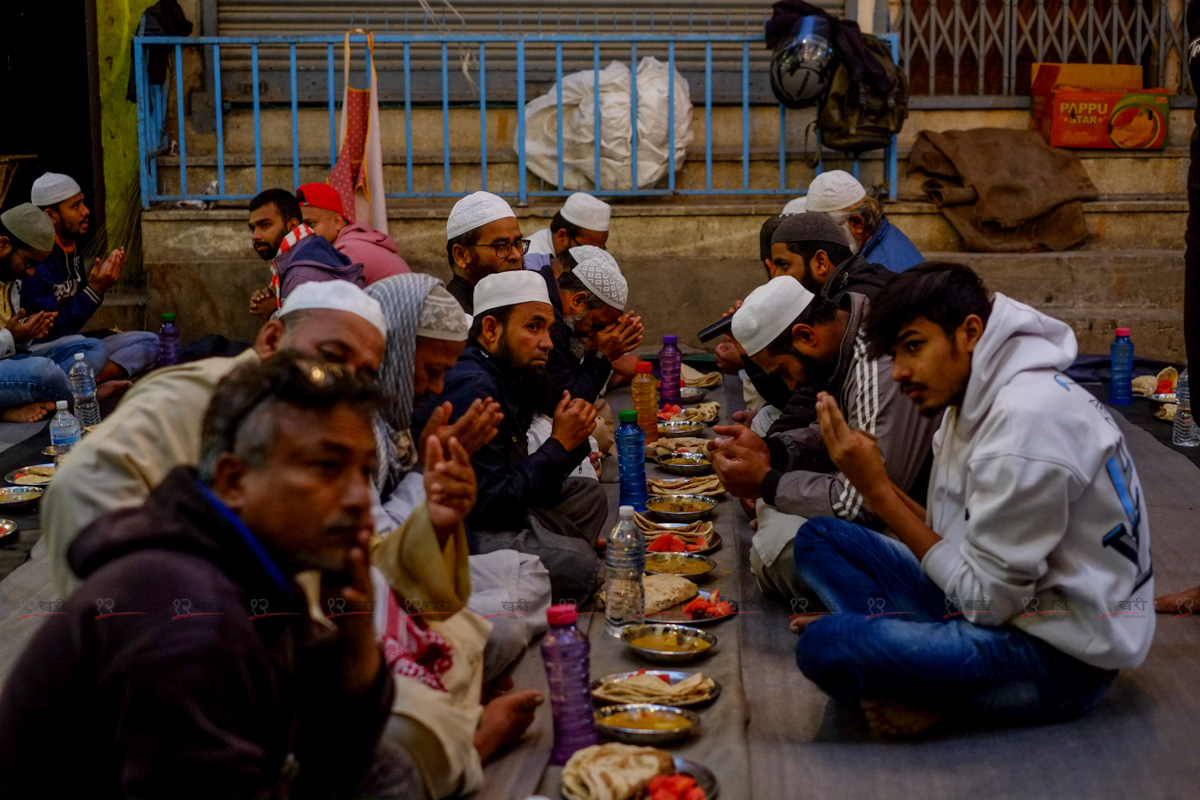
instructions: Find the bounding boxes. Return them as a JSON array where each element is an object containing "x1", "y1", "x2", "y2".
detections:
[
  {"x1": 568, "y1": 245, "x2": 628, "y2": 311},
  {"x1": 417, "y1": 284, "x2": 472, "y2": 341}
]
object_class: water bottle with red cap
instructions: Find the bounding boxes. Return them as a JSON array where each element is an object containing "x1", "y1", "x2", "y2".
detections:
[
  {"x1": 540, "y1": 603, "x2": 599, "y2": 764},
  {"x1": 1109, "y1": 327, "x2": 1133, "y2": 405}
]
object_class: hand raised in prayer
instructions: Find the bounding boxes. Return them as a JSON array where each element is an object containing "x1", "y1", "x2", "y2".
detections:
[
  {"x1": 249, "y1": 287, "x2": 277, "y2": 320},
  {"x1": 815, "y1": 392, "x2": 887, "y2": 492},
  {"x1": 5, "y1": 309, "x2": 56, "y2": 344},
  {"x1": 334, "y1": 530, "x2": 383, "y2": 698},
  {"x1": 550, "y1": 391, "x2": 597, "y2": 451},
  {"x1": 419, "y1": 398, "x2": 503, "y2": 461},
  {"x1": 87, "y1": 247, "x2": 126, "y2": 294},
  {"x1": 592, "y1": 312, "x2": 643, "y2": 361},
  {"x1": 424, "y1": 434, "x2": 477, "y2": 543},
  {"x1": 709, "y1": 426, "x2": 772, "y2": 499}
]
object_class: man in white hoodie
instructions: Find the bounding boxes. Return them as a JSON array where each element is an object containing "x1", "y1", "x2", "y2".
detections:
[{"x1": 790, "y1": 263, "x2": 1154, "y2": 736}]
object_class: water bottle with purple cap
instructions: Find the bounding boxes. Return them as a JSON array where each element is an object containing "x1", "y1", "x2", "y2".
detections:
[
  {"x1": 659, "y1": 334, "x2": 682, "y2": 407},
  {"x1": 540, "y1": 603, "x2": 598, "y2": 764}
]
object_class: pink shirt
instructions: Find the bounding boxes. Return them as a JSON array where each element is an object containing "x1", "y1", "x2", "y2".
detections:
[{"x1": 334, "y1": 223, "x2": 411, "y2": 285}]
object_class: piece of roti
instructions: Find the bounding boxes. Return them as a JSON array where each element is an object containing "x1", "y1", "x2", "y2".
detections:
[
  {"x1": 15, "y1": 474, "x2": 51, "y2": 486},
  {"x1": 596, "y1": 574, "x2": 698, "y2": 615},
  {"x1": 1131, "y1": 375, "x2": 1156, "y2": 396},
  {"x1": 1157, "y1": 366, "x2": 1179, "y2": 390},
  {"x1": 561, "y1": 743, "x2": 675, "y2": 800}
]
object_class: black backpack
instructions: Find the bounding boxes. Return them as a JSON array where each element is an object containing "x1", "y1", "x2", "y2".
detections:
[{"x1": 817, "y1": 34, "x2": 908, "y2": 154}]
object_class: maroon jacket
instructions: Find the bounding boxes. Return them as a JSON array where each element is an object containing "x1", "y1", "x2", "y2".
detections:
[{"x1": 0, "y1": 467, "x2": 392, "y2": 800}]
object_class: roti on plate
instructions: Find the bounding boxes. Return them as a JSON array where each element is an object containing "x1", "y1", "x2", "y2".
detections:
[{"x1": 561, "y1": 743, "x2": 675, "y2": 800}]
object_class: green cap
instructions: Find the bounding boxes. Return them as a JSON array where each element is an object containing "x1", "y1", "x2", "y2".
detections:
[
  {"x1": 162, "y1": 313, "x2": 176, "y2": 322},
  {"x1": 618, "y1": 409, "x2": 638, "y2": 423}
]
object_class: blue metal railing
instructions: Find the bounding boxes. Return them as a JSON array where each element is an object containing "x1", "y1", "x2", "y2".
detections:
[{"x1": 133, "y1": 33, "x2": 899, "y2": 208}]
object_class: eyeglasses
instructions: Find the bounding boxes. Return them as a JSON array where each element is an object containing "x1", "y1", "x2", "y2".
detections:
[
  {"x1": 469, "y1": 239, "x2": 530, "y2": 258},
  {"x1": 223, "y1": 359, "x2": 349, "y2": 449}
]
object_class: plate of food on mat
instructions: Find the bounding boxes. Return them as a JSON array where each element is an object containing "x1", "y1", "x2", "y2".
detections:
[
  {"x1": 654, "y1": 589, "x2": 737, "y2": 626},
  {"x1": 561, "y1": 742, "x2": 717, "y2": 800},
  {"x1": 648, "y1": 476, "x2": 724, "y2": 498},
  {"x1": 592, "y1": 670, "x2": 721, "y2": 708},
  {"x1": 681, "y1": 363, "x2": 722, "y2": 389},
  {"x1": 658, "y1": 402, "x2": 721, "y2": 426},
  {"x1": 593, "y1": 704, "x2": 700, "y2": 746},
  {"x1": 656, "y1": 453, "x2": 712, "y2": 476},
  {"x1": 598, "y1": 574, "x2": 698, "y2": 617},
  {"x1": 635, "y1": 513, "x2": 721, "y2": 554},
  {"x1": 644, "y1": 553, "x2": 717, "y2": 580},
  {"x1": 5, "y1": 464, "x2": 56, "y2": 486},
  {"x1": 1133, "y1": 366, "x2": 1178, "y2": 403},
  {"x1": 647, "y1": 438, "x2": 711, "y2": 460},
  {"x1": 645, "y1": 494, "x2": 717, "y2": 523},
  {"x1": 622, "y1": 623, "x2": 718, "y2": 665}
]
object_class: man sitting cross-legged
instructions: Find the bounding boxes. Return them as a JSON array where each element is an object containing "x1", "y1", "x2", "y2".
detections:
[
  {"x1": 709, "y1": 277, "x2": 935, "y2": 602},
  {"x1": 791, "y1": 263, "x2": 1154, "y2": 735},
  {"x1": 415, "y1": 270, "x2": 607, "y2": 602}
]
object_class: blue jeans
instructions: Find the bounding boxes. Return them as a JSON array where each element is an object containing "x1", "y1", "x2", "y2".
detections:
[
  {"x1": 26, "y1": 336, "x2": 109, "y2": 377},
  {"x1": 793, "y1": 517, "x2": 1116, "y2": 724}
]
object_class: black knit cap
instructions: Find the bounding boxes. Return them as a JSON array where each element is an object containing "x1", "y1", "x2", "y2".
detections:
[
  {"x1": 758, "y1": 215, "x2": 786, "y2": 262},
  {"x1": 770, "y1": 211, "x2": 848, "y2": 252}
]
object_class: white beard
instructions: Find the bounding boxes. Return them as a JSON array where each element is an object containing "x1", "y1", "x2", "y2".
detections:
[{"x1": 840, "y1": 220, "x2": 861, "y2": 255}]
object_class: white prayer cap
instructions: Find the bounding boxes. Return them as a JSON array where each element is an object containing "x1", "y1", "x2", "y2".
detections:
[
  {"x1": 731, "y1": 276, "x2": 816, "y2": 357},
  {"x1": 568, "y1": 246, "x2": 627, "y2": 311},
  {"x1": 473, "y1": 270, "x2": 552, "y2": 318},
  {"x1": 279, "y1": 280, "x2": 388, "y2": 339},
  {"x1": 805, "y1": 170, "x2": 867, "y2": 213},
  {"x1": 560, "y1": 192, "x2": 612, "y2": 232},
  {"x1": 31, "y1": 172, "x2": 83, "y2": 208},
  {"x1": 446, "y1": 191, "x2": 516, "y2": 240},
  {"x1": 0, "y1": 204, "x2": 55, "y2": 251},
  {"x1": 781, "y1": 197, "x2": 807, "y2": 215},
  {"x1": 417, "y1": 284, "x2": 472, "y2": 341}
]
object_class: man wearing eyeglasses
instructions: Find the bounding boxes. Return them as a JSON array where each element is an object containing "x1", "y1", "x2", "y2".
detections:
[
  {"x1": 0, "y1": 204, "x2": 108, "y2": 423},
  {"x1": 444, "y1": 191, "x2": 529, "y2": 314}
]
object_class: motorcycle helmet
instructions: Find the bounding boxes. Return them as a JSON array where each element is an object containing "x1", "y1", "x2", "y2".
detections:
[{"x1": 769, "y1": 15, "x2": 837, "y2": 109}]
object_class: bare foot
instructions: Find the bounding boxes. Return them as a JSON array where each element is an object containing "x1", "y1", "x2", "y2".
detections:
[
  {"x1": 1, "y1": 402, "x2": 55, "y2": 423},
  {"x1": 473, "y1": 689, "x2": 544, "y2": 762},
  {"x1": 96, "y1": 380, "x2": 133, "y2": 402},
  {"x1": 860, "y1": 697, "x2": 944, "y2": 736},
  {"x1": 1154, "y1": 586, "x2": 1200, "y2": 615},
  {"x1": 789, "y1": 615, "x2": 819, "y2": 634}
]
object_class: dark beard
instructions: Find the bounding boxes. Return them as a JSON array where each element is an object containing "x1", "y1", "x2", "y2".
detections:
[{"x1": 495, "y1": 338, "x2": 556, "y2": 419}]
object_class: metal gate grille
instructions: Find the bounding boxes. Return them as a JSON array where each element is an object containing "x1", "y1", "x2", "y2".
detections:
[{"x1": 897, "y1": 0, "x2": 1191, "y2": 99}]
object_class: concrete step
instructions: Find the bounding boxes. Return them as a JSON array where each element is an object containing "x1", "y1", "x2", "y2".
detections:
[
  {"x1": 162, "y1": 106, "x2": 1194, "y2": 199},
  {"x1": 88, "y1": 291, "x2": 149, "y2": 333}
]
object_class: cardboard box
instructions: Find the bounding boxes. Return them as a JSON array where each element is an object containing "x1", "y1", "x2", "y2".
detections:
[{"x1": 1031, "y1": 63, "x2": 1169, "y2": 150}]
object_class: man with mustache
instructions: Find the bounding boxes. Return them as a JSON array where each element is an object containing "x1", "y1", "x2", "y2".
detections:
[
  {"x1": 26, "y1": 173, "x2": 160, "y2": 382},
  {"x1": 443, "y1": 191, "x2": 527, "y2": 315},
  {"x1": 708, "y1": 276, "x2": 936, "y2": 602},
  {"x1": 416, "y1": 270, "x2": 606, "y2": 602},
  {"x1": 0, "y1": 356, "x2": 398, "y2": 798},
  {"x1": 805, "y1": 170, "x2": 924, "y2": 273},
  {"x1": 792, "y1": 263, "x2": 1153, "y2": 736}
]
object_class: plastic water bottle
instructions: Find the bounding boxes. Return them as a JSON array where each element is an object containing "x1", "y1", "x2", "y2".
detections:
[
  {"x1": 540, "y1": 603, "x2": 599, "y2": 765},
  {"x1": 631, "y1": 360, "x2": 659, "y2": 443},
  {"x1": 604, "y1": 505, "x2": 646, "y2": 638},
  {"x1": 158, "y1": 312, "x2": 180, "y2": 366},
  {"x1": 1173, "y1": 368, "x2": 1199, "y2": 447},
  {"x1": 616, "y1": 410, "x2": 648, "y2": 510},
  {"x1": 659, "y1": 335, "x2": 682, "y2": 407},
  {"x1": 49, "y1": 401, "x2": 81, "y2": 462},
  {"x1": 68, "y1": 353, "x2": 102, "y2": 427},
  {"x1": 1108, "y1": 327, "x2": 1133, "y2": 405}
]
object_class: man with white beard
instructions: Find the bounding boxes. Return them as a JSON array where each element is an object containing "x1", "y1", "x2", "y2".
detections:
[{"x1": 805, "y1": 170, "x2": 924, "y2": 274}]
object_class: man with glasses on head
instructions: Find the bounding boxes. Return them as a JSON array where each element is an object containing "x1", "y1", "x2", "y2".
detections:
[
  {"x1": 444, "y1": 191, "x2": 529, "y2": 314},
  {"x1": 44, "y1": 281, "x2": 388, "y2": 596},
  {"x1": 0, "y1": 355, "x2": 405, "y2": 799},
  {"x1": 0, "y1": 204, "x2": 107, "y2": 423}
]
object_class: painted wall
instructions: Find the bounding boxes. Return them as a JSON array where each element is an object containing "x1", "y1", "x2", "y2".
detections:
[{"x1": 96, "y1": 0, "x2": 199, "y2": 282}]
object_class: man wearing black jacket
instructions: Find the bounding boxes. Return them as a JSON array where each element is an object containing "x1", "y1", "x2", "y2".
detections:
[
  {"x1": 0, "y1": 357, "x2": 399, "y2": 799},
  {"x1": 415, "y1": 271, "x2": 607, "y2": 602}
]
